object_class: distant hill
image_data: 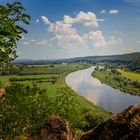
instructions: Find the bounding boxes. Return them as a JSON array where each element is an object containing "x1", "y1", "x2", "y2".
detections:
[
  {"x1": 87, "y1": 52, "x2": 140, "y2": 71},
  {"x1": 12, "y1": 52, "x2": 140, "y2": 71}
]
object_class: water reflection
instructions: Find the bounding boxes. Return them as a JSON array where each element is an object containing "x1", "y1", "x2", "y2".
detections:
[{"x1": 65, "y1": 66, "x2": 140, "y2": 113}]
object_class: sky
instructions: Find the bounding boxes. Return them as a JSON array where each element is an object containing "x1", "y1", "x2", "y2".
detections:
[{"x1": 1, "y1": 0, "x2": 140, "y2": 59}]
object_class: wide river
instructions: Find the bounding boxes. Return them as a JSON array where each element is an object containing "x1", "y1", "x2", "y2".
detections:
[{"x1": 65, "y1": 66, "x2": 140, "y2": 113}]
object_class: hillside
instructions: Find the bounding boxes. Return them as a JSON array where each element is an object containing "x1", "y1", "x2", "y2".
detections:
[
  {"x1": 81, "y1": 104, "x2": 140, "y2": 140},
  {"x1": 15, "y1": 104, "x2": 140, "y2": 140}
]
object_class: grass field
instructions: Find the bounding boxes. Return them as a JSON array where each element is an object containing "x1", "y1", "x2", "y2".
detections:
[
  {"x1": 117, "y1": 69, "x2": 140, "y2": 82},
  {"x1": 0, "y1": 63, "x2": 89, "y2": 96}
]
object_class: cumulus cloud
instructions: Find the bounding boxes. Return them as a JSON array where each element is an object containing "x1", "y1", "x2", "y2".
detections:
[
  {"x1": 35, "y1": 19, "x2": 39, "y2": 23},
  {"x1": 23, "y1": 41, "x2": 30, "y2": 45},
  {"x1": 48, "y1": 21, "x2": 83, "y2": 49},
  {"x1": 100, "y1": 10, "x2": 106, "y2": 14},
  {"x1": 108, "y1": 36, "x2": 122, "y2": 46},
  {"x1": 63, "y1": 11, "x2": 99, "y2": 27},
  {"x1": 21, "y1": 10, "x2": 125, "y2": 58},
  {"x1": 97, "y1": 19, "x2": 105, "y2": 22},
  {"x1": 41, "y1": 16, "x2": 51, "y2": 25},
  {"x1": 36, "y1": 40, "x2": 49, "y2": 45},
  {"x1": 48, "y1": 21, "x2": 76, "y2": 36},
  {"x1": 33, "y1": 11, "x2": 107, "y2": 49},
  {"x1": 50, "y1": 29, "x2": 106, "y2": 49},
  {"x1": 83, "y1": 31, "x2": 106, "y2": 47},
  {"x1": 46, "y1": 12, "x2": 106, "y2": 48},
  {"x1": 17, "y1": 51, "x2": 23, "y2": 56},
  {"x1": 22, "y1": 38, "x2": 49, "y2": 46},
  {"x1": 109, "y1": 10, "x2": 119, "y2": 14}
]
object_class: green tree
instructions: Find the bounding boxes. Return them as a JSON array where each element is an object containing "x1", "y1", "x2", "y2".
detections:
[{"x1": 0, "y1": 1, "x2": 30, "y2": 68}]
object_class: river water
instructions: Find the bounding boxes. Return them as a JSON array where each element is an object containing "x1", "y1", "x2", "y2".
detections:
[{"x1": 65, "y1": 66, "x2": 140, "y2": 113}]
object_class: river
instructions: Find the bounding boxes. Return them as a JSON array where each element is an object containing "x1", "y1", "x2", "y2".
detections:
[{"x1": 65, "y1": 66, "x2": 140, "y2": 113}]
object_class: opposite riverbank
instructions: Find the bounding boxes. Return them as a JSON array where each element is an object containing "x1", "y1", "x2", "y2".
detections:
[{"x1": 92, "y1": 69, "x2": 140, "y2": 97}]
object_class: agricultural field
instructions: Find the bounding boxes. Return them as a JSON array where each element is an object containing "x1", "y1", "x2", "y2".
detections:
[
  {"x1": 117, "y1": 69, "x2": 140, "y2": 82},
  {"x1": 0, "y1": 63, "x2": 89, "y2": 96},
  {"x1": 0, "y1": 63, "x2": 111, "y2": 139},
  {"x1": 92, "y1": 68, "x2": 140, "y2": 96}
]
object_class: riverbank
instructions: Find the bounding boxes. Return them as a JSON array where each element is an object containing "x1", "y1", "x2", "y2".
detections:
[{"x1": 92, "y1": 69, "x2": 140, "y2": 97}]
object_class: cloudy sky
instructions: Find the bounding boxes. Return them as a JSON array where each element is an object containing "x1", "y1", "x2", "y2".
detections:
[{"x1": 1, "y1": 0, "x2": 140, "y2": 59}]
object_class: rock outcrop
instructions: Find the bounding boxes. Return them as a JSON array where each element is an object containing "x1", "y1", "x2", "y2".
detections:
[
  {"x1": 81, "y1": 104, "x2": 140, "y2": 140},
  {"x1": 28, "y1": 116, "x2": 73, "y2": 140}
]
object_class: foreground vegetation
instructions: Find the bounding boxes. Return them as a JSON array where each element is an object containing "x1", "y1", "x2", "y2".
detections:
[
  {"x1": 92, "y1": 67, "x2": 140, "y2": 96},
  {"x1": 0, "y1": 63, "x2": 111, "y2": 139}
]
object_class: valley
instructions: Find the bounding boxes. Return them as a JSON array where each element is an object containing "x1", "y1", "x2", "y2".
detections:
[{"x1": 0, "y1": 63, "x2": 112, "y2": 139}]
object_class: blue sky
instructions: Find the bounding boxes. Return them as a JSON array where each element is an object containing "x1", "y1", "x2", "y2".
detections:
[{"x1": 1, "y1": 0, "x2": 140, "y2": 59}]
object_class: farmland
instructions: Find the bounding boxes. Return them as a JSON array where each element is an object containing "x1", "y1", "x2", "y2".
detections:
[{"x1": 117, "y1": 69, "x2": 140, "y2": 82}]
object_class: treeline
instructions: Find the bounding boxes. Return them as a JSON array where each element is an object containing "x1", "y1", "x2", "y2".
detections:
[
  {"x1": 0, "y1": 64, "x2": 64, "y2": 76},
  {"x1": 9, "y1": 76, "x2": 58, "y2": 84},
  {"x1": 0, "y1": 68, "x2": 64, "y2": 76}
]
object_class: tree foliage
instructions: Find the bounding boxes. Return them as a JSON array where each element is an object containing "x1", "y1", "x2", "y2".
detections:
[{"x1": 0, "y1": 1, "x2": 30, "y2": 67}]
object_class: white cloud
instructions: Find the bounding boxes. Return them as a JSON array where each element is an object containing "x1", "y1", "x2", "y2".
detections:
[
  {"x1": 63, "y1": 11, "x2": 99, "y2": 27},
  {"x1": 100, "y1": 10, "x2": 106, "y2": 14},
  {"x1": 108, "y1": 36, "x2": 122, "y2": 46},
  {"x1": 23, "y1": 41, "x2": 30, "y2": 45},
  {"x1": 20, "y1": 35, "x2": 25, "y2": 40},
  {"x1": 22, "y1": 38, "x2": 49, "y2": 46},
  {"x1": 49, "y1": 21, "x2": 83, "y2": 49},
  {"x1": 48, "y1": 21, "x2": 75, "y2": 36},
  {"x1": 35, "y1": 19, "x2": 39, "y2": 23},
  {"x1": 41, "y1": 16, "x2": 51, "y2": 25},
  {"x1": 36, "y1": 40, "x2": 48, "y2": 45},
  {"x1": 109, "y1": 10, "x2": 119, "y2": 14},
  {"x1": 97, "y1": 19, "x2": 105, "y2": 22},
  {"x1": 37, "y1": 11, "x2": 107, "y2": 50},
  {"x1": 17, "y1": 51, "x2": 23, "y2": 56},
  {"x1": 83, "y1": 31, "x2": 106, "y2": 47}
]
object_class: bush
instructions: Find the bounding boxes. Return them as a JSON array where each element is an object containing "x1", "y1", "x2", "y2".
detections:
[{"x1": 133, "y1": 81, "x2": 140, "y2": 88}]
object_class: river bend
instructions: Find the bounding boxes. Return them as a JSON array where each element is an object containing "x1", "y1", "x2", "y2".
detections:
[{"x1": 65, "y1": 66, "x2": 140, "y2": 113}]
